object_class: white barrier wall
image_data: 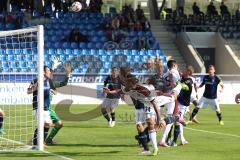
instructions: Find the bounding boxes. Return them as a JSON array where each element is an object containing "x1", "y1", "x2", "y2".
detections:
[{"x1": 0, "y1": 81, "x2": 239, "y2": 105}]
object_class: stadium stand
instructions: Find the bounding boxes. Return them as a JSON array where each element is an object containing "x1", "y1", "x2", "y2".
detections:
[{"x1": 0, "y1": 3, "x2": 166, "y2": 73}]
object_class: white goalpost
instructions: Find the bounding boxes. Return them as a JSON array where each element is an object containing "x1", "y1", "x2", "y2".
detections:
[{"x1": 0, "y1": 26, "x2": 44, "y2": 151}]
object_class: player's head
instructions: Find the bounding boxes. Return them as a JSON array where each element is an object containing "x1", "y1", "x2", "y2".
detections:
[
  {"x1": 184, "y1": 65, "x2": 194, "y2": 76},
  {"x1": 167, "y1": 59, "x2": 178, "y2": 70},
  {"x1": 119, "y1": 67, "x2": 131, "y2": 82},
  {"x1": 111, "y1": 67, "x2": 118, "y2": 78},
  {"x1": 125, "y1": 74, "x2": 138, "y2": 89},
  {"x1": 207, "y1": 65, "x2": 215, "y2": 76},
  {"x1": 44, "y1": 66, "x2": 51, "y2": 79},
  {"x1": 156, "y1": 61, "x2": 163, "y2": 76}
]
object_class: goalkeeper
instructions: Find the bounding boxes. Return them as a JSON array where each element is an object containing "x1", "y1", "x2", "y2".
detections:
[{"x1": 45, "y1": 60, "x2": 72, "y2": 145}]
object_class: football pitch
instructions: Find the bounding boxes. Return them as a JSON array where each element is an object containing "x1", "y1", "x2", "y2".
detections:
[{"x1": 0, "y1": 104, "x2": 240, "y2": 160}]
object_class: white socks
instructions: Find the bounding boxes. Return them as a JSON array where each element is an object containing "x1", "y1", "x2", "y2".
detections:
[
  {"x1": 149, "y1": 129, "x2": 158, "y2": 150},
  {"x1": 180, "y1": 124, "x2": 186, "y2": 142},
  {"x1": 161, "y1": 123, "x2": 173, "y2": 143}
]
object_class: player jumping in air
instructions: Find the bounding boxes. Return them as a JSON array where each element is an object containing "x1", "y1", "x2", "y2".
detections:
[
  {"x1": 189, "y1": 65, "x2": 224, "y2": 125},
  {"x1": 27, "y1": 66, "x2": 55, "y2": 149},
  {"x1": 171, "y1": 66, "x2": 195, "y2": 146},
  {"x1": 101, "y1": 67, "x2": 121, "y2": 128},
  {"x1": 123, "y1": 74, "x2": 162, "y2": 156},
  {"x1": 119, "y1": 67, "x2": 151, "y2": 155},
  {"x1": 0, "y1": 109, "x2": 5, "y2": 135},
  {"x1": 159, "y1": 59, "x2": 181, "y2": 147},
  {"x1": 45, "y1": 62, "x2": 72, "y2": 145}
]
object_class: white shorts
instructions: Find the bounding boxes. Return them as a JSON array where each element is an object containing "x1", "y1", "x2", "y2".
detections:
[
  {"x1": 0, "y1": 108, "x2": 3, "y2": 113},
  {"x1": 135, "y1": 109, "x2": 146, "y2": 124},
  {"x1": 101, "y1": 98, "x2": 119, "y2": 109},
  {"x1": 144, "y1": 106, "x2": 156, "y2": 120},
  {"x1": 190, "y1": 89, "x2": 198, "y2": 102},
  {"x1": 156, "y1": 96, "x2": 175, "y2": 115},
  {"x1": 178, "y1": 103, "x2": 189, "y2": 119},
  {"x1": 33, "y1": 110, "x2": 52, "y2": 124},
  {"x1": 197, "y1": 97, "x2": 220, "y2": 112}
]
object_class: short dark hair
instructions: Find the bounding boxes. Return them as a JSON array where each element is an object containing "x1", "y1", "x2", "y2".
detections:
[
  {"x1": 44, "y1": 65, "x2": 49, "y2": 72},
  {"x1": 208, "y1": 65, "x2": 215, "y2": 70},
  {"x1": 186, "y1": 65, "x2": 194, "y2": 75},
  {"x1": 167, "y1": 60, "x2": 177, "y2": 69}
]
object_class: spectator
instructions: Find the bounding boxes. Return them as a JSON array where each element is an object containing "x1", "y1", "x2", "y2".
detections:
[
  {"x1": 176, "y1": 0, "x2": 185, "y2": 14},
  {"x1": 135, "y1": 4, "x2": 144, "y2": 20},
  {"x1": 0, "y1": 0, "x2": 8, "y2": 13},
  {"x1": 69, "y1": 28, "x2": 88, "y2": 43},
  {"x1": 89, "y1": 0, "x2": 103, "y2": 12},
  {"x1": 236, "y1": 6, "x2": 240, "y2": 19},
  {"x1": 155, "y1": 54, "x2": 161, "y2": 64},
  {"x1": 141, "y1": 16, "x2": 151, "y2": 31},
  {"x1": 134, "y1": 21, "x2": 142, "y2": 32},
  {"x1": 53, "y1": 0, "x2": 61, "y2": 12},
  {"x1": 207, "y1": 1, "x2": 218, "y2": 16},
  {"x1": 192, "y1": 2, "x2": 203, "y2": 16},
  {"x1": 111, "y1": 16, "x2": 120, "y2": 30},
  {"x1": 220, "y1": 2, "x2": 230, "y2": 17},
  {"x1": 144, "y1": 55, "x2": 155, "y2": 72}
]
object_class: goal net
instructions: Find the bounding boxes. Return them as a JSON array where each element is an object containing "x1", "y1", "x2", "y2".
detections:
[{"x1": 0, "y1": 26, "x2": 44, "y2": 151}]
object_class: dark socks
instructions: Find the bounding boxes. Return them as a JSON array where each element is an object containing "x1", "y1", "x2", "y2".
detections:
[
  {"x1": 33, "y1": 128, "x2": 38, "y2": 145},
  {"x1": 143, "y1": 127, "x2": 150, "y2": 142},
  {"x1": 102, "y1": 110, "x2": 110, "y2": 122},
  {"x1": 0, "y1": 116, "x2": 3, "y2": 129},
  {"x1": 44, "y1": 127, "x2": 49, "y2": 141},
  {"x1": 110, "y1": 112, "x2": 115, "y2": 121},
  {"x1": 190, "y1": 108, "x2": 199, "y2": 121},
  {"x1": 173, "y1": 125, "x2": 180, "y2": 143},
  {"x1": 216, "y1": 112, "x2": 222, "y2": 122},
  {"x1": 138, "y1": 132, "x2": 149, "y2": 151},
  {"x1": 166, "y1": 125, "x2": 173, "y2": 143}
]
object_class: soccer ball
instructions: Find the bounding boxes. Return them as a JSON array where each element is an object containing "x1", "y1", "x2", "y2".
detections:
[
  {"x1": 235, "y1": 93, "x2": 240, "y2": 104},
  {"x1": 71, "y1": 1, "x2": 82, "y2": 12}
]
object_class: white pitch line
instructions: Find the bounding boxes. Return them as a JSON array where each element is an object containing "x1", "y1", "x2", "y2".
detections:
[
  {"x1": 0, "y1": 137, "x2": 74, "y2": 160},
  {"x1": 41, "y1": 150, "x2": 74, "y2": 160},
  {"x1": 185, "y1": 127, "x2": 240, "y2": 138}
]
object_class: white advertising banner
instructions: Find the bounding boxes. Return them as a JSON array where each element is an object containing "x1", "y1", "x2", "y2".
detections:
[{"x1": 0, "y1": 82, "x2": 239, "y2": 105}]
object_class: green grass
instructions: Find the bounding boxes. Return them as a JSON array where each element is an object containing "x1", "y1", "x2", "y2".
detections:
[{"x1": 0, "y1": 104, "x2": 240, "y2": 160}]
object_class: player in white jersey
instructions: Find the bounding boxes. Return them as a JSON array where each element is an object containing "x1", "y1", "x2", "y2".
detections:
[
  {"x1": 123, "y1": 74, "x2": 162, "y2": 156},
  {"x1": 160, "y1": 60, "x2": 181, "y2": 147}
]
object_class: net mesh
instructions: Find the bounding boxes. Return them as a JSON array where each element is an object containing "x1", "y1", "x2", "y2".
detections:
[{"x1": 0, "y1": 28, "x2": 39, "y2": 151}]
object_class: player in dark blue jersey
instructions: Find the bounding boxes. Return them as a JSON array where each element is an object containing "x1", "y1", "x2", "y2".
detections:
[
  {"x1": 171, "y1": 66, "x2": 194, "y2": 146},
  {"x1": 189, "y1": 65, "x2": 224, "y2": 125},
  {"x1": 101, "y1": 67, "x2": 122, "y2": 128},
  {"x1": 27, "y1": 66, "x2": 55, "y2": 148}
]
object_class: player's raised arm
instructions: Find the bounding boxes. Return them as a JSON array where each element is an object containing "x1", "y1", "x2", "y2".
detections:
[{"x1": 27, "y1": 80, "x2": 37, "y2": 94}]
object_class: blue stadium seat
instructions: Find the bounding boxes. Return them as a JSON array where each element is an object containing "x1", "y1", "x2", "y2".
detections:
[
  {"x1": 0, "y1": 49, "x2": 5, "y2": 54},
  {"x1": 65, "y1": 49, "x2": 72, "y2": 55},
  {"x1": 59, "y1": 55, "x2": 66, "y2": 61},
  {"x1": 26, "y1": 55, "x2": 33, "y2": 61},
  {"x1": 131, "y1": 50, "x2": 138, "y2": 56},
  {"x1": 63, "y1": 42, "x2": 70, "y2": 49},
  {"x1": 19, "y1": 61, "x2": 27, "y2": 68},
  {"x1": 16, "y1": 55, "x2": 23, "y2": 61},
  {"x1": 2, "y1": 61, "x2": 8, "y2": 68},
  {"x1": 90, "y1": 49, "x2": 98, "y2": 55},
  {"x1": 48, "y1": 49, "x2": 56, "y2": 55},
  {"x1": 73, "y1": 49, "x2": 80, "y2": 55},
  {"x1": 14, "y1": 49, "x2": 22, "y2": 54},
  {"x1": 54, "y1": 42, "x2": 62, "y2": 49},
  {"x1": 87, "y1": 43, "x2": 95, "y2": 49},
  {"x1": 6, "y1": 49, "x2": 14, "y2": 55},
  {"x1": 95, "y1": 43, "x2": 103, "y2": 49},
  {"x1": 56, "y1": 49, "x2": 64, "y2": 55},
  {"x1": 98, "y1": 49, "x2": 105, "y2": 55},
  {"x1": 70, "y1": 42, "x2": 78, "y2": 49},
  {"x1": 7, "y1": 55, "x2": 15, "y2": 61},
  {"x1": 79, "y1": 42, "x2": 87, "y2": 49}
]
